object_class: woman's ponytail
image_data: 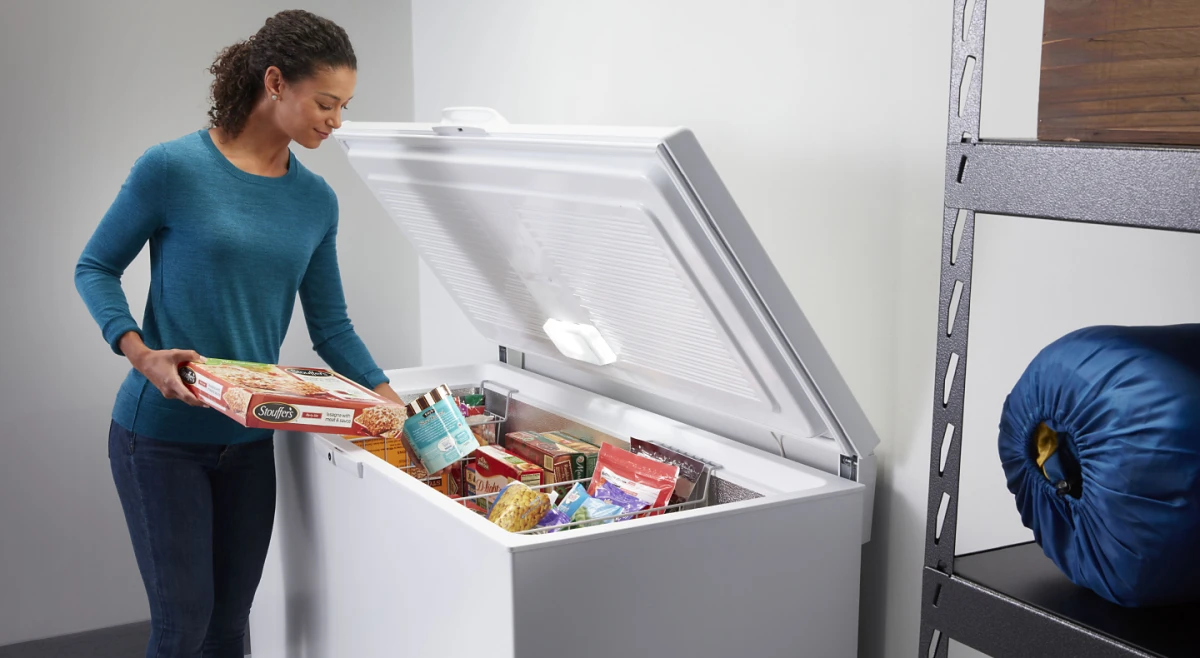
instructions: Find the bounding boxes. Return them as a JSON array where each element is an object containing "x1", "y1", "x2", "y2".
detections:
[{"x1": 207, "y1": 39, "x2": 257, "y2": 138}]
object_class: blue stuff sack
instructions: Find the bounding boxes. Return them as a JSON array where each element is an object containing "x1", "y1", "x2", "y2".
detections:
[{"x1": 999, "y1": 324, "x2": 1200, "y2": 607}]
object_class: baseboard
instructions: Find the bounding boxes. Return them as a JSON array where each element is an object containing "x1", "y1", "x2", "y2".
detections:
[{"x1": 0, "y1": 621, "x2": 250, "y2": 657}]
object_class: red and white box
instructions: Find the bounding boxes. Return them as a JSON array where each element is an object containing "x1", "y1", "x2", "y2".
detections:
[
  {"x1": 179, "y1": 359, "x2": 404, "y2": 437},
  {"x1": 463, "y1": 445, "x2": 545, "y2": 511}
]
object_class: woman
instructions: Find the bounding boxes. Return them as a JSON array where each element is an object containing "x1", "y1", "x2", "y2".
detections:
[{"x1": 74, "y1": 10, "x2": 400, "y2": 657}]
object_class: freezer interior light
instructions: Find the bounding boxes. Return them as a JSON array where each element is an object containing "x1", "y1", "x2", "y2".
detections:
[{"x1": 542, "y1": 319, "x2": 618, "y2": 367}]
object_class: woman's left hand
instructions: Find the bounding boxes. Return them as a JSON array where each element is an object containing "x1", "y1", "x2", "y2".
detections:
[{"x1": 373, "y1": 382, "x2": 405, "y2": 406}]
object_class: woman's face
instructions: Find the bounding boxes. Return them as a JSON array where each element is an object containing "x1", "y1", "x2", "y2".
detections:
[{"x1": 268, "y1": 66, "x2": 357, "y2": 149}]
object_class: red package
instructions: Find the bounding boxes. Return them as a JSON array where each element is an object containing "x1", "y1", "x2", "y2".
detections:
[{"x1": 588, "y1": 443, "x2": 679, "y2": 516}]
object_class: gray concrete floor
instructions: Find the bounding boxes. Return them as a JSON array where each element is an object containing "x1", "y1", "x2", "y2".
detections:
[
  {"x1": 0, "y1": 622, "x2": 151, "y2": 658},
  {"x1": 0, "y1": 622, "x2": 250, "y2": 658}
]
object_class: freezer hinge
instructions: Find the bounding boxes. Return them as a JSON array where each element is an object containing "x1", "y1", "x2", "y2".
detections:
[
  {"x1": 839, "y1": 455, "x2": 859, "y2": 482},
  {"x1": 499, "y1": 346, "x2": 525, "y2": 369}
]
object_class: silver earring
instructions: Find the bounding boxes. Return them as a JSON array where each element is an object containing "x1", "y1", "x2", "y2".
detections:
[{"x1": 272, "y1": 94, "x2": 278, "y2": 101}]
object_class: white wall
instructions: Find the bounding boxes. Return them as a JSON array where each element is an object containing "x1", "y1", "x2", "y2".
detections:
[{"x1": 0, "y1": 0, "x2": 415, "y2": 646}]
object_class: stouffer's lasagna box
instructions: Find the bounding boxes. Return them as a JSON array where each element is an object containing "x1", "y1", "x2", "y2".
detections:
[{"x1": 179, "y1": 359, "x2": 405, "y2": 438}]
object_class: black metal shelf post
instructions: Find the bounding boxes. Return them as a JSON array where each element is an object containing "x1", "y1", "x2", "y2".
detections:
[{"x1": 920, "y1": 1, "x2": 1200, "y2": 657}]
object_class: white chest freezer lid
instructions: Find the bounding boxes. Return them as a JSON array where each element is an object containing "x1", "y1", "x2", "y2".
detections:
[{"x1": 334, "y1": 108, "x2": 880, "y2": 470}]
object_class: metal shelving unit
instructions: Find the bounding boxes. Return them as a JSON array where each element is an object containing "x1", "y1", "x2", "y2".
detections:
[{"x1": 919, "y1": 1, "x2": 1200, "y2": 656}]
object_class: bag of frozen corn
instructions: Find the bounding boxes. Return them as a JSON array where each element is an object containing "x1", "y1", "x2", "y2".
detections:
[{"x1": 486, "y1": 481, "x2": 552, "y2": 533}]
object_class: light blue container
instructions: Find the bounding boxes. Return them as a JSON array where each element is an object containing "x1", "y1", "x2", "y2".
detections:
[{"x1": 402, "y1": 384, "x2": 480, "y2": 473}]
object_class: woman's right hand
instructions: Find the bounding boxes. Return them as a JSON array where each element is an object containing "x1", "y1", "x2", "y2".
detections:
[{"x1": 120, "y1": 332, "x2": 208, "y2": 407}]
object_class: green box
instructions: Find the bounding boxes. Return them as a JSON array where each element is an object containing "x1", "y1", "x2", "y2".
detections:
[{"x1": 539, "y1": 431, "x2": 600, "y2": 479}]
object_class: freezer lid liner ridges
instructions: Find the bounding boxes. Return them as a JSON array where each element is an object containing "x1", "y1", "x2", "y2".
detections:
[{"x1": 333, "y1": 111, "x2": 880, "y2": 462}]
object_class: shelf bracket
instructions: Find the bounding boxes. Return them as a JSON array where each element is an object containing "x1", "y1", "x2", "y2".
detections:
[{"x1": 921, "y1": 0, "x2": 986, "y2": 656}]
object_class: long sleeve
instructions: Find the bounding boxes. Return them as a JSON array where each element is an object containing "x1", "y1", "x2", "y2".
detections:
[
  {"x1": 75, "y1": 146, "x2": 167, "y2": 355},
  {"x1": 299, "y1": 193, "x2": 389, "y2": 389}
]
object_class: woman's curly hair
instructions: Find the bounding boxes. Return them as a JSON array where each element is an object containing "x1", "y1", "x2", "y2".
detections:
[{"x1": 208, "y1": 10, "x2": 356, "y2": 138}]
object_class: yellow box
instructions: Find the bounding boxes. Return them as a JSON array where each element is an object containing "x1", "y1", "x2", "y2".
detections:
[
  {"x1": 348, "y1": 435, "x2": 454, "y2": 496},
  {"x1": 348, "y1": 435, "x2": 407, "y2": 469}
]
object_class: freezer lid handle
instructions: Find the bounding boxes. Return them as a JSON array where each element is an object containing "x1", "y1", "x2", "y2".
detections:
[
  {"x1": 313, "y1": 436, "x2": 364, "y2": 479},
  {"x1": 431, "y1": 107, "x2": 509, "y2": 136}
]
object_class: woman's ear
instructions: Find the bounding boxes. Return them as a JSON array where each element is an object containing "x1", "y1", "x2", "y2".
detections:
[{"x1": 263, "y1": 65, "x2": 284, "y2": 100}]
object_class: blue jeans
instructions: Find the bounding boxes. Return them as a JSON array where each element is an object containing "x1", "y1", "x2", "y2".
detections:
[{"x1": 108, "y1": 420, "x2": 276, "y2": 658}]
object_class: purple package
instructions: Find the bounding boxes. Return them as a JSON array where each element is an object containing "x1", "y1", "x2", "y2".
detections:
[
  {"x1": 594, "y1": 481, "x2": 649, "y2": 518},
  {"x1": 535, "y1": 507, "x2": 570, "y2": 533}
]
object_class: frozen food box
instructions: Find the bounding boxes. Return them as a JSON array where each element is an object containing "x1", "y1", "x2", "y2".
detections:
[
  {"x1": 350, "y1": 436, "x2": 407, "y2": 469},
  {"x1": 349, "y1": 435, "x2": 452, "y2": 496},
  {"x1": 468, "y1": 445, "x2": 544, "y2": 512},
  {"x1": 411, "y1": 462, "x2": 451, "y2": 496},
  {"x1": 455, "y1": 394, "x2": 487, "y2": 417},
  {"x1": 447, "y1": 461, "x2": 471, "y2": 499},
  {"x1": 180, "y1": 359, "x2": 405, "y2": 437},
  {"x1": 471, "y1": 422, "x2": 497, "y2": 445},
  {"x1": 539, "y1": 431, "x2": 600, "y2": 478},
  {"x1": 505, "y1": 431, "x2": 588, "y2": 493}
]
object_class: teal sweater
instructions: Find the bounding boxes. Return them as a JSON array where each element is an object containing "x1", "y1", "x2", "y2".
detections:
[{"x1": 75, "y1": 130, "x2": 388, "y2": 444}]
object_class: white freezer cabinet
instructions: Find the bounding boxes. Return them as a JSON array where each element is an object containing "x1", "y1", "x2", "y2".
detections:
[
  {"x1": 250, "y1": 362, "x2": 865, "y2": 658},
  {"x1": 251, "y1": 109, "x2": 882, "y2": 657}
]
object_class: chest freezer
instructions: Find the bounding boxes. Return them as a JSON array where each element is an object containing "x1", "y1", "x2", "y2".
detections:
[{"x1": 249, "y1": 108, "x2": 880, "y2": 658}]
